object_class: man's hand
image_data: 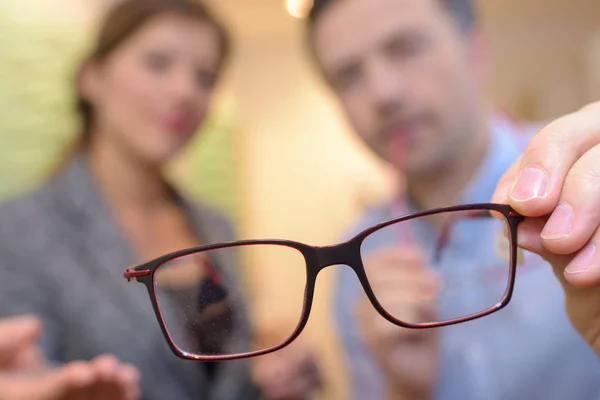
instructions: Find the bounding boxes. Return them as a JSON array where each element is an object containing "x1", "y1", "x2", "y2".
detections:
[
  {"x1": 356, "y1": 247, "x2": 440, "y2": 400},
  {"x1": 252, "y1": 335, "x2": 322, "y2": 400},
  {"x1": 0, "y1": 315, "x2": 140, "y2": 400},
  {"x1": 491, "y1": 101, "x2": 600, "y2": 356}
]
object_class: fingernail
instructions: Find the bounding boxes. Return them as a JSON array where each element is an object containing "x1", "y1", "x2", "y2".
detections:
[
  {"x1": 541, "y1": 202, "x2": 574, "y2": 240},
  {"x1": 565, "y1": 244, "x2": 596, "y2": 274},
  {"x1": 509, "y1": 167, "x2": 548, "y2": 202}
]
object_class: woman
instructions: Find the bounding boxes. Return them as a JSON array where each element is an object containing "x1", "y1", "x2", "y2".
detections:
[{"x1": 0, "y1": 1, "x2": 318, "y2": 399}]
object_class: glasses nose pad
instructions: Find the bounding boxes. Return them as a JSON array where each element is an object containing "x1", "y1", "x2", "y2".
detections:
[{"x1": 314, "y1": 241, "x2": 362, "y2": 272}]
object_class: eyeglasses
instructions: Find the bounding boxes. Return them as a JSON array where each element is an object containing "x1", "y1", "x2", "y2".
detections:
[{"x1": 123, "y1": 203, "x2": 524, "y2": 361}]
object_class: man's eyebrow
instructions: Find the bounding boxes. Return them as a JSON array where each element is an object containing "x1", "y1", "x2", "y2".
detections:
[
  {"x1": 326, "y1": 27, "x2": 423, "y2": 77},
  {"x1": 382, "y1": 28, "x2": 426, "y2": 47}
]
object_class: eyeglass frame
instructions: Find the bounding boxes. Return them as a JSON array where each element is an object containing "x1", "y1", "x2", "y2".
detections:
[{"x1": 123, "y1": 202, "x2": 524, "y2": 362}]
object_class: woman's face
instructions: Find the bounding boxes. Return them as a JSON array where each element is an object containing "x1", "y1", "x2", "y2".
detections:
[{"x1": 83, "y1": 13, "x2": 223, "y2": 165}]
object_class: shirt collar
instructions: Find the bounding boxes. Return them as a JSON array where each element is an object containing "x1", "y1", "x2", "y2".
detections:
[{"x1": 459, "y1": 116, "x2": 524, "y2": 205}]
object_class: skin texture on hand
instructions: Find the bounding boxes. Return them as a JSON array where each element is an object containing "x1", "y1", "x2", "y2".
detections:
[
  {"x1": 356, "y1": 247, "x2": 440, "y2": 400},
  {"x1": 0, "y1": 315, "x2": 46, "y2": 373},
  {"x1": 491, "y1": 101, "x2": 600, "y2": 356},
  {"x1": 0, "y1": 315, "x2": 141, "y2": 400},
  {"x1": 252, "y1": 336, "x2": 322, "y2": 400}
]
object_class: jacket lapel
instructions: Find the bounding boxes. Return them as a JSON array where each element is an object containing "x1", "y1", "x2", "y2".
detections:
[
  {"x1": 48, "y1": 154, "x2": 213, "y2": 396},
  {"x1": 50, "y1": 153, "x2": 256, "y2": 399}
]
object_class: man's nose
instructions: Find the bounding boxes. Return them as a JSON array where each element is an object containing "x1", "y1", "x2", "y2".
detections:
[{"x1": 365, "y1": 58, "x2": 407, "y2": 113}]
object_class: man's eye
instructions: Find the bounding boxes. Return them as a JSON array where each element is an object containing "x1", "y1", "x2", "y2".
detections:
[
  {"x1": 386, "y1": 34, "x2": 430, "y2": 60},
  {"x1": 334, "y1": 65, "x2": 362, "y2": 91}
]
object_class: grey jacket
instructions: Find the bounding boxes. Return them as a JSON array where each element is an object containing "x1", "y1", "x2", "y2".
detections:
[{"x1": 0, "y1": 155, "x2": 260, "y2": 400}]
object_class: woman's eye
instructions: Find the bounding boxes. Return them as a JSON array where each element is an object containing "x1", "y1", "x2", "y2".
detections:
[
  {"x1": 196, "y1": 70, "x2": 216, "y2": 89},
  {"x1": 143, "y1": 52, "x2": 171, "y2": 73}
]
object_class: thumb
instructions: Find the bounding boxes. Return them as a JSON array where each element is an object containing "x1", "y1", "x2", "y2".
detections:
[{"x1": 0, "y1": 316, "x2": 42, "y2": 366}]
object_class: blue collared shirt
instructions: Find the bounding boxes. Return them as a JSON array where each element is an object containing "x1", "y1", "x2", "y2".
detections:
[{"x1": 334, "y1": 118, "x2": 600, "y2": 400}]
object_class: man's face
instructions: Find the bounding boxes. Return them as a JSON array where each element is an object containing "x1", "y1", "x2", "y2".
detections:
[{"x1": 312, "y1": 0, "x2": 485, "y2": 175}]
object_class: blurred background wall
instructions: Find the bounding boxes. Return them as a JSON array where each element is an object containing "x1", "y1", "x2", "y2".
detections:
[
  {"x1": 1, "y1": 0, "x2": 600, "y2": 398},
  {"x1": 480, "y1": 0, "x2": 600, "y2": 121}
]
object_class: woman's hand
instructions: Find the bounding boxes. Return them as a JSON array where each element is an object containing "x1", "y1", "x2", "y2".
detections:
[{"x1": 0, "y1": 315, "x2": 141, "y2": 400}]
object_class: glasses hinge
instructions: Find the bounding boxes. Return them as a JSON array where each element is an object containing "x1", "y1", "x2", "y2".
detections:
[{"x1": 123, "y1": 268, "x2": 151, "y2": 282}]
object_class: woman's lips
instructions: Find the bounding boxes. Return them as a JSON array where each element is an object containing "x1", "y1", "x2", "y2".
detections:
[{"x1": 162, "y1": 115, "x2": 192, "y2": 135}]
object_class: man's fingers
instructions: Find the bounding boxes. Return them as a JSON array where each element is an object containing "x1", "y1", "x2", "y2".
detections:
[
  {"x1": 540, "y1": 226, "x2": 600, "y2": 354},
  {"x1": 367, "y1": 267, "x2": 440, "y2": 287},
  {"x1": 539, "y1": 144, "x2": 600, "y2": 255},
  {"x1": 510, "y1": 216, "x2": 599, "y2": 291},
  {"x1": 365, "y1": 269, "x2": 441, "y2": 318},
  {"x1": 257, "y1": 354, "x2": 321, "y2": 400},
  {"x1": 512, "y1": 217, "x2": 550, "y2": 255},
  {"x1": 0, "y1": 315, "x2": 41, "y2": 366},
  {"x1": 358, "y1": 292, "x2": 436, "y2": 332},
  {"x1": 264, "y1": 373, "x2": 318, "y2": 400},
  {"x1": 364, "y1": 247, "x2": 436, "y2": 281},
  {"x1": 359, "y1": 309, "x2": 413, "y2": 342},
  {"x1": 491, "y1": 155, "x2": 522, "y2": 204},
  {"x1": 507, "y1": 103, "x2": 600, "y2": 217},
  {"x1": 371, "y1": 280, "x2": 440, "y2": 303},
  {"x1": 377, "y1": 290, "x2": 438, "y2": 311},
  {"x1": 366, "y1": 247, "x2": 424, "y2": 265},
  {"x1": 252, "y1": 346, "x2": 320, "y2": 400},
  {"x1": 563, "y1": 244, "x2": 600, "y2": 289},
  {"x1": 560, "y1": 227, "x2": 600, "y2": 289},
  {"x1": 358, "y1": 305, "x2": 436, "y2": 354}
]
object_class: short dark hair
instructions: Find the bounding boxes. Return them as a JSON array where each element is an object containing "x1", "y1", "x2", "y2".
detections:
[{"x1": 308, "y1": 0, "x2": 476, "y2": 31}]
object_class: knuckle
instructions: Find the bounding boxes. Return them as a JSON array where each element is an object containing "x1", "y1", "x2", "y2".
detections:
[
  {"x1": 523, "y1": 130, "x2": 566, "y2": 167},
  {"x1": 581, "y1": 164, "x2": 600, "y2": 182},
  {"x1": 542, "y1": 113, "x2": 580, "y2": 139},
  {"x1": 565, "y1": 160, "x2": 600, "y2": 192}
]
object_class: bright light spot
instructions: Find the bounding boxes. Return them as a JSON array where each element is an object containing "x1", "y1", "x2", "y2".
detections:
[{"x1": 285, "y1": 0, "x2": 313, "y2": 19}]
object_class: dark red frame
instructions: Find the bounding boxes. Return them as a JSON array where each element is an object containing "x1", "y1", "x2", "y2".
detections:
[{"x1": 123, "y1": 203, "x2": 524, "y2": 361}]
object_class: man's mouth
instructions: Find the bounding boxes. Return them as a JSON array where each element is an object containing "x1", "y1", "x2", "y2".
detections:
[{"x1": 381, "y1": 117, "x2": 428, "y2": 167}]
